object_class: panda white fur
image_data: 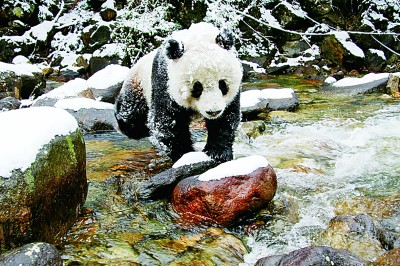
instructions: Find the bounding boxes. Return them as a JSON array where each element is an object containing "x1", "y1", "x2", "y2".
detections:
[{"x1": 115, "y1": 22, "x2": 243, "y2": 162}]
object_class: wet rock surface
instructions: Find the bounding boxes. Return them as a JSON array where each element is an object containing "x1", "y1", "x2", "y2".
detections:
[
  {"x1": 172, "y1": 161, "x2": 277, "y2": 226},
  {"x1": 255, "y1": 246, "x2": 368, "y2": 266},
  {"x1": 319, "y1": 214, "x2": 385, "y2": 262},
  {"x1": 0, "y1": 242, "x2": 62, "y2": 266},
  {"x1": 0, "y1": 108, "x2": 87, "y2": 250}
]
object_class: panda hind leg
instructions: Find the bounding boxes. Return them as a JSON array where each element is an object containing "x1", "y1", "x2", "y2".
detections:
[{"x1": 114, "y1": 84, "x2": 149, "y2": 139}]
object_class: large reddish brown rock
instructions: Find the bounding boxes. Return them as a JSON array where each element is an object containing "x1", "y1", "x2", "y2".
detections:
[{"x1": 171, "y1": 155, "x2": 277, "y2": 226}]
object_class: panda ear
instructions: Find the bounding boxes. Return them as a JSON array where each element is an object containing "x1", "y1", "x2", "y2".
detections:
[
  {"x1": 165, "y1": 39, "x2": 185, "y2": 59},
  {"x1": 216, "y1": 28, "x2": 235, "y2": 50}
]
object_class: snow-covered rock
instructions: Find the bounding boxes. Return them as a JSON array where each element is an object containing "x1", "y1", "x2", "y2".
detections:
[
  {"x1": 0, "y1": 62, "x2": 45, "y2": 99},
  {"x1": 0, "y1": 107, "x2": 87, "y2": 247},
  {"x1": 54, "y1": 98, "x2": 117, "y2": 132},
  {"x1": 87, "y1": 64, "x2": 130, "y2": 103},
  {"x1": 172, "y1": 152, "x2": 211, "y2": 168},
  {"x1": 324, "y1": 76, "x2": 337, "y2": 86},
  {"x1": 326, "y1": 73, "x2": 390, "y2": 95},
  {"x1": 172, "y1": 155, "x2": 277, "y2": 226},
  {"x1": 32, "y1": 78, "x2": 93, "y2": 107},
  {"x1": 240, "y1": 88, "x2": 299, "y2": 117},
  {"x1": 12, "y1": 55, "x2": 30, "y2": 64}
]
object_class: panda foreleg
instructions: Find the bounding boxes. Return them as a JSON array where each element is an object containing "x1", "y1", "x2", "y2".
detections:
[
  {"x1": 114, "y1": 83, "x2": 150, "y2": 139},
  {"x1": 203, "y1": 94, "x2": 241, "y2": 162},
  {"x1": 149, "y1": 104, "x2": 194, "y2": 162}
]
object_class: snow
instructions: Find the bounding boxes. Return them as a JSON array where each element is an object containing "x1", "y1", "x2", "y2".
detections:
[
  {"x1": 331, "y1": 73, "x2": 390, "y2": 88},
  {"x1": 0, "y1": 62, "x2": 42, "y2": 76},
  {"x1": 198, "y1": 155, "x2": 269, "y2": 182},
  {"x1": 280, "y1": 1, "x2": 307, "y2": 18},
  {"x1": 34, "y1": 78, "x2": 89, "y2": 100},
  {"x1": 241, "y1": 90, "x2": 263, "y2": 109},
  {"x1": 260, "y1": 8, "x2": 281, "y2": 28},
  {"x1": 269, "y1": 45, "x2": 320, "y2": 68},
  {"x1": 54, "y1": 98, "x2": 114, "y2": 111},
  {"x1": 242, "y1": 60, "x2": 266, "y2": 73},
  {"x1": 93, "y1": 43, "x2": 126, "y2": 58},
  {"x1": 172, "y1": 152, "x2": 211, "y2": 168},
  {"x1": 102, "y1": 0, "x2": 115, "y2": 9},
  {"x1": 87, "y1": 64, "x2": 129, "y2": 90},
  {"x1": 369, "y1": 49, "x2": 386, "y2": 60},
  {"x1": 0, "y1": 107, "x2": 79, "y2": 178},
  {"x1": 324, "y1": 76, "x2": 337, "y2": 85},
  {"x1": 240, "y1": 88, "x2": 295, "y2": 108},
  {"x1": 12, "y1": 55, "x2": 30, "y2": 64},
  {"x1": 26, "y1": 20, "x2": 54, "y2": 42},
  {"x1": 333, "y1": 31, "x2": 365, "y2": 58},
  {"x1": 260, "y1": 88, "x2": 294, "y2": 99}
]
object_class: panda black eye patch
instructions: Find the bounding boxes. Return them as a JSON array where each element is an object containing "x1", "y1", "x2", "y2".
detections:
[
  {"x1": 192, "y1": 81, "x2": 203, "y2": 98},
  {"x1": 219, "y1": 80, "x2": 228, "y2": 95}
]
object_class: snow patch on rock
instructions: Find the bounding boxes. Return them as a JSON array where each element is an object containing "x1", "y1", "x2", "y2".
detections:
[
  {"x1": 172, "y1": 152, "x2": 211, "y2": 168},
  {"x1": 0, "y1": 107, "x2": 79, "y2": 177},
  {"x1": 54, "y1": 98, "x2": 114, "y2": 111},
  {"x1": 198, "y1": 155, "x2": 269, "y2": 181}
]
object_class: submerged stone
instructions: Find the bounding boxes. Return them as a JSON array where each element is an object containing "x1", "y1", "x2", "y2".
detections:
[
  {"x1": 0, "y1": 242, "x2": 62, "y2": 265},
  {"x1": 318, "y1": 214, "x2": 385, "y2": 262},
  {"x1": 255, "y1": 246, "x2": 367, "y2": 266},
  {"x1": 374, "y1": 247, "x2": 400, "y2": 266},
  {"x1": 134, "y1": 227, "x2": 247, "y2": 265}
]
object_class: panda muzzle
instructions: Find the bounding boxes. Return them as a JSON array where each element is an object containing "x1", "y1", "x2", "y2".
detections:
[{"x1": 206, "y1": 110, "x2": 223, "y2": 118}]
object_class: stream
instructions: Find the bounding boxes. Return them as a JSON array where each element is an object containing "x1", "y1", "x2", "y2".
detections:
[{"x1": 62, "y1": 75, "x2": 400, "y2": 265}]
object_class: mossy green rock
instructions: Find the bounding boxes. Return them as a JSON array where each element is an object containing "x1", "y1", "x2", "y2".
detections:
[{"x1": 0, "y1": 117, "x2": 87, "y2": 251}]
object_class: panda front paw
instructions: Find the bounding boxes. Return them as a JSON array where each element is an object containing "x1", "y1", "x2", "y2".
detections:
[{"x1": 204, "y1": 147, "x2": 233, "y2": 163}]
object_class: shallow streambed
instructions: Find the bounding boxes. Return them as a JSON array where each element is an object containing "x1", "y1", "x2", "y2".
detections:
[{"x1": 62, "y1": 75, "x2": 400, "y2": 265}]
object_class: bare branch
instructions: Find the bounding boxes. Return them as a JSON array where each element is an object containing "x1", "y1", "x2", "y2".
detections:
[
  {"x1": 234, "y1": 8, "x2": 400, "y2": 37},
  {"x1": 371, "y1": 35, "x2": 400, "y2": 56}
]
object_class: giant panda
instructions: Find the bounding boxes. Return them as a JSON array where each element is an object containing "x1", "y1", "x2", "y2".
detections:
[{"x1": 114, "y1": 22, "x2": 243, "y2": 162}]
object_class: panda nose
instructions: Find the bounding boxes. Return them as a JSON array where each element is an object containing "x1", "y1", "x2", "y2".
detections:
[{"x1": 206, "y1": 110, "x2": 222, "y2": 117}]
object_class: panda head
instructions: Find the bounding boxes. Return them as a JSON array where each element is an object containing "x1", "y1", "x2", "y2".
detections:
[{"x1": 165, "y1": 23, "x2": 243, "y2": 120}]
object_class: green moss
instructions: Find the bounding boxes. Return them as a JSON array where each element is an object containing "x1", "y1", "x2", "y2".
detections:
[
  {"x1": 66, "y1": 134, "x2": 77, "y2": 164},
  {"x1": 12, "y1": 7, "x2": 24, "y2": 18},
  {"x1": 24, "y1": 168, "x2": 35, "y2": 193}
]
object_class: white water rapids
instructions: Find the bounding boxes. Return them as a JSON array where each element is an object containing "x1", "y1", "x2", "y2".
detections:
[{"x1": 228, "y1": 103, "x2": 400, "y2": 265}]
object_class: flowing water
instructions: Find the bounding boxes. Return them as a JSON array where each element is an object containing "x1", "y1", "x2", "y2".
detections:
[{"x1": 62, "y1": 75, "x2": 400, "y2": 265}]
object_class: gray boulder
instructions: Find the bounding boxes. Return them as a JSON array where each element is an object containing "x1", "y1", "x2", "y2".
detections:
[
  {"x1": 54, "y1": 98, "x2": 117, "y2": 132},
  {"x1": 87, "y1": 64, "x2": 129, "y2": 103},
  {"x1": 240, "y1": 88, "x2": 299, "y2": 118},
  {"x1": 0, "y1": 242, "x2": 62, "y2": 265},
  {"x1": 325, "y1": 73, "x2": 389, "y2": 95}
]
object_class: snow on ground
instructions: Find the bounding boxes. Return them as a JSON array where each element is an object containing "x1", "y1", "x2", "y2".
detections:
[
  {"x1": 0, "y1": 107, "x2": 78, "y2": 178},
  {"x1": 0, "y1": 62, "x2": 42, "y2": 76},
  {"x1": 198, "y1": 155, "x2": 270, "y2": 181},
  {"x1": 54, "y1": 98, "x2": 114, "y2": 111},
  {"x1": 172, "y1": 152, "x2": 211, "y2": 168},
  {"x1": 87, "y1": 64, "x2": 129, "y2": 90}
]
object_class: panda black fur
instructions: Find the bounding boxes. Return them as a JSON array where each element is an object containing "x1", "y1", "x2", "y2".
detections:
[{"x1": 115, "y1": 23, "x2": 243, "y2": 162}]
